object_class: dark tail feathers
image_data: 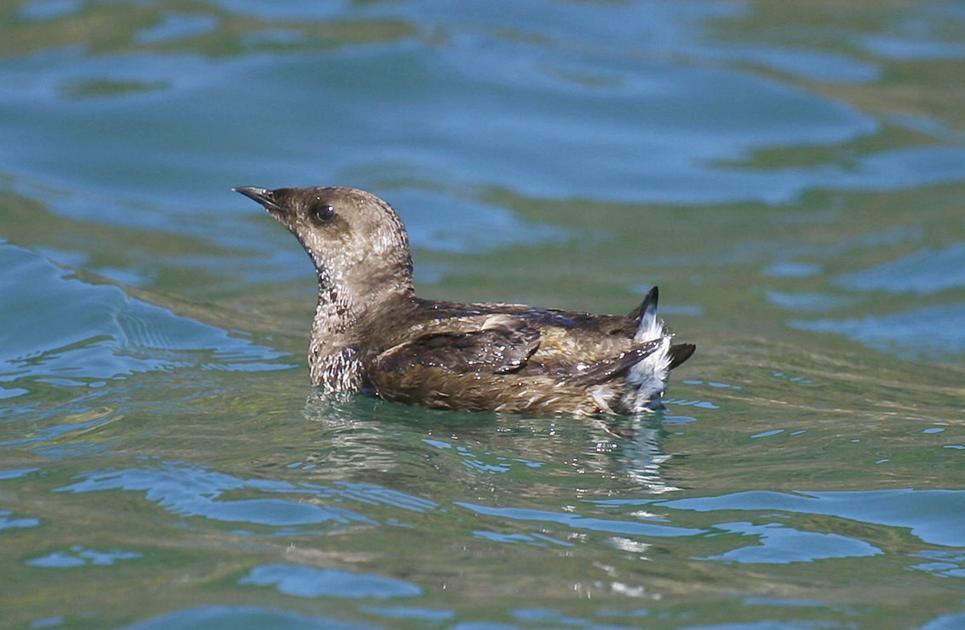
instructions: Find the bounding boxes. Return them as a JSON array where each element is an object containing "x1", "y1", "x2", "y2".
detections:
[
  {"x1": 628, "y1": 287, "x2": 695, "y2": 370},
  {"x1": 627, "y1": 286, "x2": 658, "y2": 323},
  {"x1": 668, "y1": 343, "x2": 695, "y2": 370}
]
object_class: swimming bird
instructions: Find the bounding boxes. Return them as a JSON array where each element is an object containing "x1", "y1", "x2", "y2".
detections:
[{"x1": 234, "y1": 186, "x2": 694, "y2": 416}]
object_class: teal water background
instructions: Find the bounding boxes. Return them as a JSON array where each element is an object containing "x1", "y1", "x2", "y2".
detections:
[{"x1": 1, "y1": 1, "x2": 964, "y2": 628}]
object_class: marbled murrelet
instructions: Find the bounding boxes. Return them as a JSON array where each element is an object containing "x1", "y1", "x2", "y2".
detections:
[{"x1": 235, "y1": 186, "x2": 694, "y2": 415}]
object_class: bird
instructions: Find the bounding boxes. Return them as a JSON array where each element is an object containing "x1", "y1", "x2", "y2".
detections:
[{"x1": 234, "y1": 185, "x2": 695, "y2": 416}]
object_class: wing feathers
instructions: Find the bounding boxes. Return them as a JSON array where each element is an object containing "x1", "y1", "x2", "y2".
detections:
[
  {"x1": 376, "y1": 317, "x2": 540, "y2": 375},
  {"x1": 560, "y1": 338, "x2": 663, "y2": 387}
]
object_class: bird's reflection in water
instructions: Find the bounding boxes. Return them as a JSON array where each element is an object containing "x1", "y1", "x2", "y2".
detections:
[
  {"x1": 601, "y1": 416, "x2": 679, "y2": 495},
  {"x1": 299, "y1": 390, "x2": 679, "y2": 499}
]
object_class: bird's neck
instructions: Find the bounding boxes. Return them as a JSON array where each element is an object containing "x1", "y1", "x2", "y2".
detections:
[{"x1": 308, "y1": 271, "x2": 412, "y2": 389}]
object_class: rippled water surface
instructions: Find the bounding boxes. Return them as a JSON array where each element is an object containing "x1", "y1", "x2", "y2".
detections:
[{"x1": 2, "y1": 1, "x2": 964, "y2": 628}]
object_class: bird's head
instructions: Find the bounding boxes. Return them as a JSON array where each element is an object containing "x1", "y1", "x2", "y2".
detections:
[{"x1": 234, "y1": 186, "x2": 414, "y2": 303}]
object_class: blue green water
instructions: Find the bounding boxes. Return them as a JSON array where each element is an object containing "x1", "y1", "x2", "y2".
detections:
[{"x1": 1, "y1": 1, "x2": 964, "y2": 628}]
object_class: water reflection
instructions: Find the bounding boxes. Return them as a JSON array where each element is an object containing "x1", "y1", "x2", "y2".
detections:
[
  {"x1": 361, "y1": 606, "x2": 454, "y2": 622},
  {"x1": 457, "y1": 502, "x2": 704, "y2": 538},
  {"x1": 26, "y1": 546, "x2": 142, "y2": 568},
  {"x1": 300, "y1": 391, "x2": 680, "y2": 496},
  {"x1": 0, "y1": 509, "x2": 39, "y2": 531},
  {"x1": 0, "y1": 242, "x2": 290, "y2": 387},
  {"x1": 658, "y1": 488, "x2": 965, "y2": 547},
  {"x1": 5, "y1": 0, "x2": 965, "y2": 230},
  {"x1": 240, "y1": 563, "x2": 422, "y2": 599},
  {"x1": 18, "y1": 0, "x2": 81, "y2": 22},
  {"x1": 700, "y1": 521, "x2": 882, "y2": 564},
  {"x1": 136, "y1": 13, "x2": 219, "y2": 45},
  {"x1": 791, "y1": 303, "x2": 965, "y2": 358},
  {"x1": 125, "y1": 606, "x2": 371, "y2": 630},
  {"x1": 835, "y1": 243, "x2": 965, "y2": 294},
  {"x1": 57, "y1": 462, "x2": 379, "y2": 529}
]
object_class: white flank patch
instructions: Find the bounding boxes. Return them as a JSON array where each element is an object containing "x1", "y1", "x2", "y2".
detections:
[{"x1": 623, "y1": 298, "x2": 672, "y2": 412}]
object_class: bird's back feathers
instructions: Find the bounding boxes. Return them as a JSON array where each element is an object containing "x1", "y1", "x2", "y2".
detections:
[{"x1": 364, "y1": 287, "x2": 692, "y2": 415}]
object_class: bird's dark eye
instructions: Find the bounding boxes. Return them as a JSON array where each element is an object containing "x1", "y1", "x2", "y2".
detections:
[{"x1": 310, "y1": 203, "x2": 335, "y2": 224}]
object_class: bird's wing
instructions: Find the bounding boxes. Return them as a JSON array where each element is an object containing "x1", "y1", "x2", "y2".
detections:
[
  {"x1": 559, "y1": 338, "x2": 663, "y2": 386},
  {"x1": 374, "y1": 314, "x2": 541, "y2": 376}
]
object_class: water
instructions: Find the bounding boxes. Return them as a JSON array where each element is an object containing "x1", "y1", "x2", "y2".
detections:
[{"x1": 1, "y1": 1, "x2": 963, "y2": 628}]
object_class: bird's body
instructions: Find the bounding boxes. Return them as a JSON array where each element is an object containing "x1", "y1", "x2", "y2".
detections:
[{"x1": 235, "y1": 186, "x2": 694, "y2": 416}]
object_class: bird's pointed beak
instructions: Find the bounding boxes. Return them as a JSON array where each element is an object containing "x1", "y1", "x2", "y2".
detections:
[{"x1": 233, "y1": 186, "x2": 285, "y2": 214}]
